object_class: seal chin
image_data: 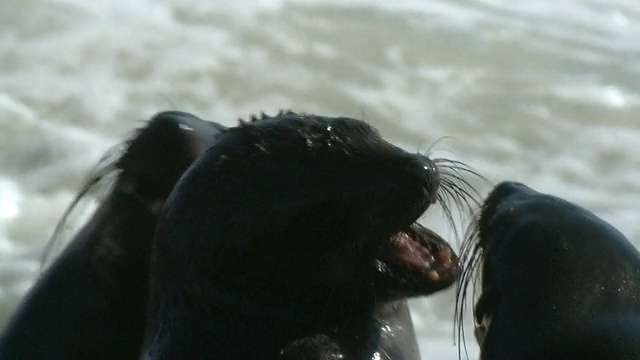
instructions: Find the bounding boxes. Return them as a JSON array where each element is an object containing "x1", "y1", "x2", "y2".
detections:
[{"x1": 376, "y1": 223, "x2": 459, "y2": 297}]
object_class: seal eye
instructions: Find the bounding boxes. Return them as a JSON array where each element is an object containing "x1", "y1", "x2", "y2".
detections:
[
  {"x1": 473, "y1": 292, "x2": 493, "y2": 345},
  {"x1": 474, "y1": 315, "x2": 490, "y2": 345}
]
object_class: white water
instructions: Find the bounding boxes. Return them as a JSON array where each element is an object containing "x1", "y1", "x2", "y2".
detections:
[{"x1": 1, "y1": 0, "x2": 640, "y2": 358}]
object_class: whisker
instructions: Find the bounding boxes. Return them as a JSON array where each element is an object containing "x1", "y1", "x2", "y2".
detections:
[
  {"x1": 436, "y1": 192, "x2": 459, "y2": 241},
  {"x1": 453, "y1": 212, "x2": 485, "y2": 359},
  {"x1": 434, "y1": 159, "x2": 491, "y2": 185},
  {"x1": 440, "y1": 177, "x2": 481, "y2": 217},
  {"x1": 436, "y1": 168, "x2": 483, "y2": 229},
  {"x1": 427, "y1": 155, "x2": 490, "y2": 359},
  {"x1": 38, "y1": 124, "x2": 145, "y2": 270},
  {"x1": 421, "y1": 136, "x2": 454, "y2": 155}
]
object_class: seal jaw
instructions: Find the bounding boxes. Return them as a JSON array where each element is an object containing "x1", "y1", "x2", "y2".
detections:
[
  {"x1": 376, "y1": 223, "x2": 459, "y2": 297},
  {"x1": 153, "y1": 112, "x2": 463, "y2": 306}
]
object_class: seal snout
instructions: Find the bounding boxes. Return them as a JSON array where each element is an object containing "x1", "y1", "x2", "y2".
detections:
[
  {"x1": 478, "y1": 181, "x2": 537, "y2": 237},
  {"x1": 408, "y1": 154, "x2": 440, "y2": 204},
  {"x1": 483, "y1": 181, "x2": 534, "y2": 213}
]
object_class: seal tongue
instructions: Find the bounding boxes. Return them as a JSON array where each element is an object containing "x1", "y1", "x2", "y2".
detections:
[{"x1": 388, "y1": 232, "x2": 436, "y2": 271}]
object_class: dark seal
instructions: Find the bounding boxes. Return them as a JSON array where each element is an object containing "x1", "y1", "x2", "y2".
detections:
[
  {"x1": 142, "y1": 112, "x2": 475, "y2": 359},
  {"x1": 0, "y1": 111, "x2": 225, "y2": 359},
  {"x1": 456, "y1": 181, "x2": 640, "y2": 360}
]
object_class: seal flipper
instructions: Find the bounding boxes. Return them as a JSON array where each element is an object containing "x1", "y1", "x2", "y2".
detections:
[
  {"x1": 375, "y1": 301, "x2": 422, "y2": 360},
  {"x1": 0, "y1": 111, "x2": 225, "y2": 359}
]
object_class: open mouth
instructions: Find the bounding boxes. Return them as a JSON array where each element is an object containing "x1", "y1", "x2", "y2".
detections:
[{"x1": 376, "y1": 223, "x2": 460, "y2": 294}]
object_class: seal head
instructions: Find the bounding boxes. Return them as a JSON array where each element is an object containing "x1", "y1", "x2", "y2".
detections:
[
  {"x1": 457, "y1": 181, "x2": 640, "y2": 360},
  {"x1": 0, "y1": 111, "x2": 225, "y2": 359},
  {"x1": 144, "y1": 113, "x2": 463, "y2": 359}
]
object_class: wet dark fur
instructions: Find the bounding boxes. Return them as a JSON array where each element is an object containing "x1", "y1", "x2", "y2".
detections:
[
  {"x1": 142, "y1": 112, "x2": 480, "y2": 359},
  {"x1": 456, "y1": 182, "x2": 640, "y2": 360},
  {"x1": 0, "y1": 110, "x2": 478, "y2": 360},
  {"x1": 0, "y1": 111, "x2": 225, "y2": 359}
]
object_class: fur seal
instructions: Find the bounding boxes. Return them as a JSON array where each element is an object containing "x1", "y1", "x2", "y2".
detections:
[
  {"x1": 142, "y1": 112, "x2": 476, "y2": 359},
  {"x1": 457, "y1": 181, "x2": 640, "y2": 360},
  {"x1": 0, "y1": 111, "x2": 226, "y2": 359},
  {"x1": 0, "y1": 110, "x2": 475, "y2": 359}
]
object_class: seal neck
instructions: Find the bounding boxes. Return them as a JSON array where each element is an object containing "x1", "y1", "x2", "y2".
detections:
[
  {"x1": 144, "y1": 282, "x2": 382, "y2": 359},
  {"x1": 208, "y1": 280, "x2": 318, "y2": 324}
]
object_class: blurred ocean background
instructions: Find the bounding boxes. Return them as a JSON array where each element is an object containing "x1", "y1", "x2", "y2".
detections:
[{"x1": 1, "y1": 0, "x2": 639, "y2": 358}]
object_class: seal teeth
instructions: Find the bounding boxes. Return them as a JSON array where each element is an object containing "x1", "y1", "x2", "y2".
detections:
[
  {"x1": 426, "y1": 270, "x2": 440, "y2": 281},
  {"x1": 439, "y1": 247, "x2": 452, "y2": 261}
]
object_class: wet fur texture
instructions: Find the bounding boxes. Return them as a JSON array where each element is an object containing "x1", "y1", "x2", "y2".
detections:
[
  {"x1": 0, "y1": 111, "x2": 225, "y2": 359},
  {"x1": 0, "y1": 110, "x2": 478, "y2": 360},
  {"x1": 456, "y1": 182, "x2": 640, "y2": 360},
  {"x1": 143, "y1": 112, "x2": 478, "y2": 359}
]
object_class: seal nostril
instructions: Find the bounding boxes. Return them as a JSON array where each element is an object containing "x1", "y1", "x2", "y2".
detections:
[{"x1": 408, "y1": 155, "x2": 440, "y2": 204}]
